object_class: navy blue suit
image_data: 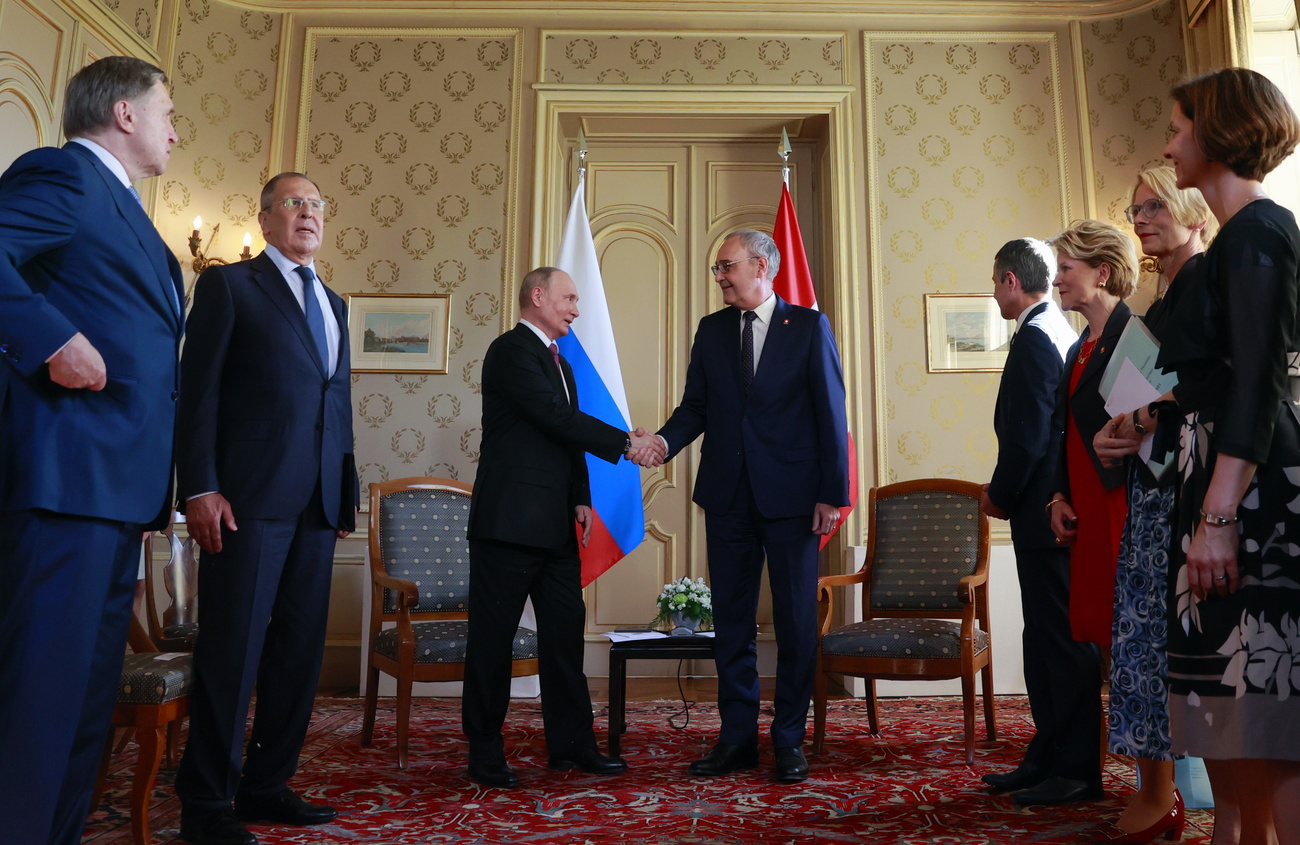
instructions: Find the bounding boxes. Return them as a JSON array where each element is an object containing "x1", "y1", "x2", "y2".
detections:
[
  {"x1": 173, "y1": 251, "x2": 357, "y2": 812},
  {"x1": 0, "y1": 142, "x2": 182, "y2": 845},
  {"x1": 658, "y1": 295, "x2": 848, "y2": 748},
  {"x1": 987, "y1": 300, "x2": 1102, "y2": 783}
]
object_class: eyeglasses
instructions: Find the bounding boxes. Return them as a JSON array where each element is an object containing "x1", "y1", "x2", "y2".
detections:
[
  {"x1": 1124, "y1": 198, "x2": 1164, "y2": 223},
  {"x1": 711, "y1": 256, "x2": 760, "y2": 275},
  {"x1": 270, "y1": 198, "x2": 328, "y2": 214}
]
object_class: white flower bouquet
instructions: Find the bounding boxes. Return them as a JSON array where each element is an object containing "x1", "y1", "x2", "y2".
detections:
[{"x1": 651, "y1": 576, "x2": 713, "y2": 628}]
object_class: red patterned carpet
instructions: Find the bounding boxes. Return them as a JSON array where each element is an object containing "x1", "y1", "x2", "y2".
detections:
[{"x1": 85, "y1": 695, "x2": 1213, "y2": 844}]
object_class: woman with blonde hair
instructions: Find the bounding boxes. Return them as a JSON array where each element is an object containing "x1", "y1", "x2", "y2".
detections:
[
  {"x1": 1093, "y1": 165, "x2": 1217, "y2": 843},
  {"x1": 1014, "y1": 220, "x2": 1137, "y2": 807}
]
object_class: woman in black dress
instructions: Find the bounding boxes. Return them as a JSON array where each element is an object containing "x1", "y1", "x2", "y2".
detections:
[{"x1": 1161, "y1": 68, "x2": 1300, "y2": 845}]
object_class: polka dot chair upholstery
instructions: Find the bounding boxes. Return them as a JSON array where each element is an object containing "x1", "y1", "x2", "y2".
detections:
[
  {"x1": 812, "y1": 478, "x2": 994, "y2": 764},
  {"x1": 361, "y1": 477, "x2": 540, "y2": 768}
]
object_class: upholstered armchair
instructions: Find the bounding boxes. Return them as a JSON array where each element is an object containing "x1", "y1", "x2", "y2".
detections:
[
  {"x1": 361, "y1": 477, "x2": 540, "y2": 768},
  {"x1": 812, "y1": 478, "x2": 995, "y2": 764}
]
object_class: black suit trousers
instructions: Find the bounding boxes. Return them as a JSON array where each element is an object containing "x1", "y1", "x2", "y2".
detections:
[
  {"x1": 705, "y1": 471, "x2": 820, "y2": 749},
  {"x1": 1014, "y1": 541, "x2": 1103, "y2": 782},
  {"x1": 462, "y1": 538, "x2": 595, "y2": 762},
  {"x1": 175, "y1": 489, "x2": 336, "y2": 811}
]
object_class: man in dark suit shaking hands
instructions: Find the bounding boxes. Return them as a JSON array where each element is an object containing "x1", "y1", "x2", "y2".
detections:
[
  {"x1": 0, "y1": 56, "x2": 183, "y2": 845},
  {"x1": 462, "y1": 267, "x2": 663, "y2": 788},
  {"x1": 979, "y1": 238, "x2": 1097, "y2": 800},
  {"x1": 654, "y1": 229, "x2": 849, "y2": 784},
  {"x1": 174, "y1": 172, "x2": 357, "y2": 845}
]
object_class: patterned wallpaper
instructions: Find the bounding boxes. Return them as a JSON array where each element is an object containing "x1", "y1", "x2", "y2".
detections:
[
  {"x1": 99, "y1": 0, "x2": 160, "y2": 46},
  {"x1": 541, "y1": 31, "x2": 846, "y2": 85},
  {"x1": 866, "y1": 31, "x2": 1070, "y2": 484},
  {"x1": 298, "y1": 30, "x2": 521, "y2": 491},
  {"x1": 1079, "y1": 0, "x2": 1187, "y2": 310}
]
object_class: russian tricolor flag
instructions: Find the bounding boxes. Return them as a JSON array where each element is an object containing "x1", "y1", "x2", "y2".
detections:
[{"x1": 555, "y1": 172, "x2": 645, "y2": 586}]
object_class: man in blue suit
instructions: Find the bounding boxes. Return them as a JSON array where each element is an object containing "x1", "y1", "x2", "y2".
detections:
[
  {"x1": 173, "y1": 173, "x2": 357, "y2": 845},
  {"x1": 979, "y1": 238, "x2": 1100, "y2": 804},
  {"x1": 0, "y1": 57, "x2": 182, "y2": 845},
  {"x1": 655, "y1": 229, "x2": 849, "y2": 783}
]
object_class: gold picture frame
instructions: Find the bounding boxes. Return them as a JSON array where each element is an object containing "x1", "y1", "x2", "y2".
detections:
[
  {"x1": 924, "y1": 293, "x2": 1014, "y2": 373},
  {"x1": 347, "y1": 293, "x2": 451, "y2": 374}
]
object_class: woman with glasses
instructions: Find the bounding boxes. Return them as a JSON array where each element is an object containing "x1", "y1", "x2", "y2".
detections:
[
  {"x1": 1035, "y1": 220, "x2": 1139, "y2": 805},
  {"x1": 1157, "y1": 68, "x2": 1300, "y2": 845},
  {"x1": 1092, "y1": 166, "x2": 1217, "y2": 844}
]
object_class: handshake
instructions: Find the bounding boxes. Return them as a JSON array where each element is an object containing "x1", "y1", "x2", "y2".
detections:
[{"x1": 625, "y1": 427, "x2": 667, "y2": 468}]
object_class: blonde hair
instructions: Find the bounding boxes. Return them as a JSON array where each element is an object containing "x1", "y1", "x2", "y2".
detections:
[
  {"x1": 1048, "y1": 219, "x2": 1139, "y2": 300},
  {"x1": 1135, "y1": 166, "x2": 1218, "y2": 245}
]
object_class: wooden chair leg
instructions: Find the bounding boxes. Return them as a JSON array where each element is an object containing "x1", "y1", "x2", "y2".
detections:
[
  {"x1": 811, "y1": 654, "x2": 828, "y2": 755},
  {"x1": 165, "y1": 720, "x2": 182, "y2": 769},
  {"x1": 396, "y1": 671, "x2": 413, "y2": 770},
  {"x1": 981, "y1": 658, "x2": 996, "y2": 741},
  {"x1": 865, "y1": 678, "x2": 880, "y2": 735},
  {"x1": 362, "y1": 661, "x2": 380, "y2": 747},
  {"x1": 960, "y1": 668, "x2": 976, "y2": 765},
  {"x1": 131, "y1": 723, "x2": 166, "y2": 845}
]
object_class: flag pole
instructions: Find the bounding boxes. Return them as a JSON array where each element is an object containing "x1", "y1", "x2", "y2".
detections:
[
  {"x1": 779, "y1": 126, "x2": 792, "y2": 186},
  {"x1": 576, "y1": 127, "x2": 588, "y2": 177}
]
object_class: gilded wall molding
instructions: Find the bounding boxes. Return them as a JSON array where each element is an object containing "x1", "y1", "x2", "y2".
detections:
[{"x1": 202, "y1": 0, "x2": 1170, "y2": 23}]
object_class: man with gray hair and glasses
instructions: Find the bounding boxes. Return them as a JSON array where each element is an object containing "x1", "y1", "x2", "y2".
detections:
[{"x1": 0, "y1": 56, "x2": 183, "y2": 845}]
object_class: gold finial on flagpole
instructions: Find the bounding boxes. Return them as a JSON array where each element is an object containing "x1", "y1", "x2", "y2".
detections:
[
  {"x1": 779, "y1": 127, "x2": 792, "y2": 186},
  {"x1": 577, "y1": 127, "x2": 588, "y2": 177}
]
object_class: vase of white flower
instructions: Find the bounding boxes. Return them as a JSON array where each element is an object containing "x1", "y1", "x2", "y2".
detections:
[{"x1": 652, "y1": 577, "x2": 712, "y2": 636}]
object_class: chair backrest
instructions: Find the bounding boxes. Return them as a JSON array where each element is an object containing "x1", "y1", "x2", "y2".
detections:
[
  {"x1": 142, "y1": 524, "x2": 200, "y2": 651},
  {"x1": 368, "y1": 477, "x2": 473, "y2": 617},
  {"x1": 861, "y1": 478, "x2": 989, "y2": 616}
]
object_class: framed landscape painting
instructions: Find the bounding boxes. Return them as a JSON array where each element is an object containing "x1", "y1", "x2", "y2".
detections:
[
  {"x1": 924, "y1": 293, "x2": 1014, "y2": 373},
  {"x1": 347, "y1": 293, "x2": 451, "y2": 374}
]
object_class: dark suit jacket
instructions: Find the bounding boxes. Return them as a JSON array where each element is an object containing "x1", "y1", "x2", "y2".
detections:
[
  {"x1": 469, "y1": 323, "x2": 627, "y2": 550},
  {"x1": 0, "y1": 143, "x2": 183, "y2": 528},
  {"x1": 657, "y1": 295, "x2": 849, "y2": 518},
  {"x1": 988, "y1": 301, "x2": 1077, "y2": 549},
  {"x1": 175, "y1": 251, "x2": 357, "y2": 530},
  {"x1": 1053, "y1": 301, "x2": 1133, "y2": 496}
]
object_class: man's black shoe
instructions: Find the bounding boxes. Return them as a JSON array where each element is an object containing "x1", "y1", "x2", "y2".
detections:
[
  {"x1": 982, "y1": 763, "x2": 1047, "y2": 791},
  {"x1": 548, "y1": 746, "x2": 628, "y2": 774},
  {"x1": 467, "y1": 758, "x2": 520, "y2": 788},
  {"x1": 1012, "y1": 775, "x2": 1104, "y2": 805},
  {"x1": 179, "y1": 808, "x2": 257, "y2": 845},
  {"x1": 688, "y1": 740, "x2": 760, "y2": 776},
  {"x1": 773, "y1": 746, "x2": 809, "y2": 783},
  {"x1": 233, "y1": 788, "x2": 336, "y2": 825}
]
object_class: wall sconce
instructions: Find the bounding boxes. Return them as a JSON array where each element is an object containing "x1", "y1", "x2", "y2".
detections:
[{"x1": 188, "y1": 216, "x2": 253, "y2": 273}]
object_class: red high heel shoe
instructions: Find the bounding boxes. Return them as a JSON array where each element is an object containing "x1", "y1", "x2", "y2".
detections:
[{"x1": 1097, "y1": 791, "x2": 1185, "y2": 844}]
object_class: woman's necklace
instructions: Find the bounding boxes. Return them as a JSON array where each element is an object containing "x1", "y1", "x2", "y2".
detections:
[{"x1": 1077, "y1": 336, "x2": 1099, "y2": 366}]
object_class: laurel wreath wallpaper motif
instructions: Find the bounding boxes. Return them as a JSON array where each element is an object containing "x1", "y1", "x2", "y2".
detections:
[
  {"x1": 870, "y1": 2, "x2": 1186, "y2": 487},
  {"x1": 134, "y1": 0, "x2": 1189, "y2": 504}
]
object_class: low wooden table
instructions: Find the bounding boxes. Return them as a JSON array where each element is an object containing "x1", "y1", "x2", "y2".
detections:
[{"x1": 607, "y1": 634, "x2": 715, "y2": 756}]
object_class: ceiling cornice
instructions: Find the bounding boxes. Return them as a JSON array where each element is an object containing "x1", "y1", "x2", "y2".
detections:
[{"x1": 218, "y1": 0, "x2": 1169, "y2": 23}]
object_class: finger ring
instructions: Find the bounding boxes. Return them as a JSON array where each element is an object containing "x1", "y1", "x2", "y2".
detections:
[
  {"x1": 1215, "y1": 574, "x2": 1227, "y2": 581},
  {"x1": 1055, "y1": 537, "x2": 1064, "y2": 545}
]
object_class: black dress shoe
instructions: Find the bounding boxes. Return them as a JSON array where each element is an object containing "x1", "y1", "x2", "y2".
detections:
[
  {"x1": 548, "y1": 746, "x2": 628, "y2": 774},
  {"x1": 982, "y1": 763, "x2": 1047, "y2": 791},
  {"x1": 688, "y1": 740, "x2": 760, "y2": 776},
  {"x1": 234, "y1": 788, "x2": 337, "y2": 825},
  {"x1": 467, "y1": 758, "x2": 520, "y2": 788},
  {"x1": 179, "y1": 807, "x2": 257, "y2": 845},
  {"x1": 1012, "y1": 775, "x2": 1104, "y2": 805},
  {"x1": 773, "y1": 746, "x2": 809, "y2": 783}
]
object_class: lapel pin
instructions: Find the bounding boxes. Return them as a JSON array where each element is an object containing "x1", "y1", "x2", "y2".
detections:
[{"x1": 782, "y1": 319, "x2": 790, "y2": 325}]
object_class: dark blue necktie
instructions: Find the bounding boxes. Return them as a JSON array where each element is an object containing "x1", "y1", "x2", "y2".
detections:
[
  {"x1": 294, "y1": 265, "x2": 330, "y2": 372},
  {"x1": 741, "y1": 310, "x2": 757, "y2": 392}
]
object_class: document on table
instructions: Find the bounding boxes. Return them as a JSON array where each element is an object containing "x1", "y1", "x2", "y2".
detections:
[
  {"x1": 1100, "y1": 317, "x2": 1178, "y2": 477},
  {"x1": 605, "y1": 631, "x2": 668, "y2": 642}
]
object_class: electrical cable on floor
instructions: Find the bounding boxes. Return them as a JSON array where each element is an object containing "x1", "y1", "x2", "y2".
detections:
[{"x1": 667, "y1": 658, "x2": 693, "y2": 730}]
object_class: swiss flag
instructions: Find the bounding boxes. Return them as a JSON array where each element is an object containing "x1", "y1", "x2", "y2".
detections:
[{"x1": 772, "y1": 183, "x2": 858, "y2": 550}]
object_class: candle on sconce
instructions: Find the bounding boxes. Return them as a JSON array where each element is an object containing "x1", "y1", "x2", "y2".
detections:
[
  {"x1": 240, "y1": 232, "x2": 253, "y2": 261},
  {"x1": 191, "y1": 216, "x2": 202, "y2": 239}
]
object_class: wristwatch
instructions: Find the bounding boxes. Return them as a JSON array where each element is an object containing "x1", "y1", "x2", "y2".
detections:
[
  {"x1": 1132, "y1": 407, "x2": 1147, "y2": 436},
  {"x1": 623, "y1": 437, "x2": 632, "y2": 456}
]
